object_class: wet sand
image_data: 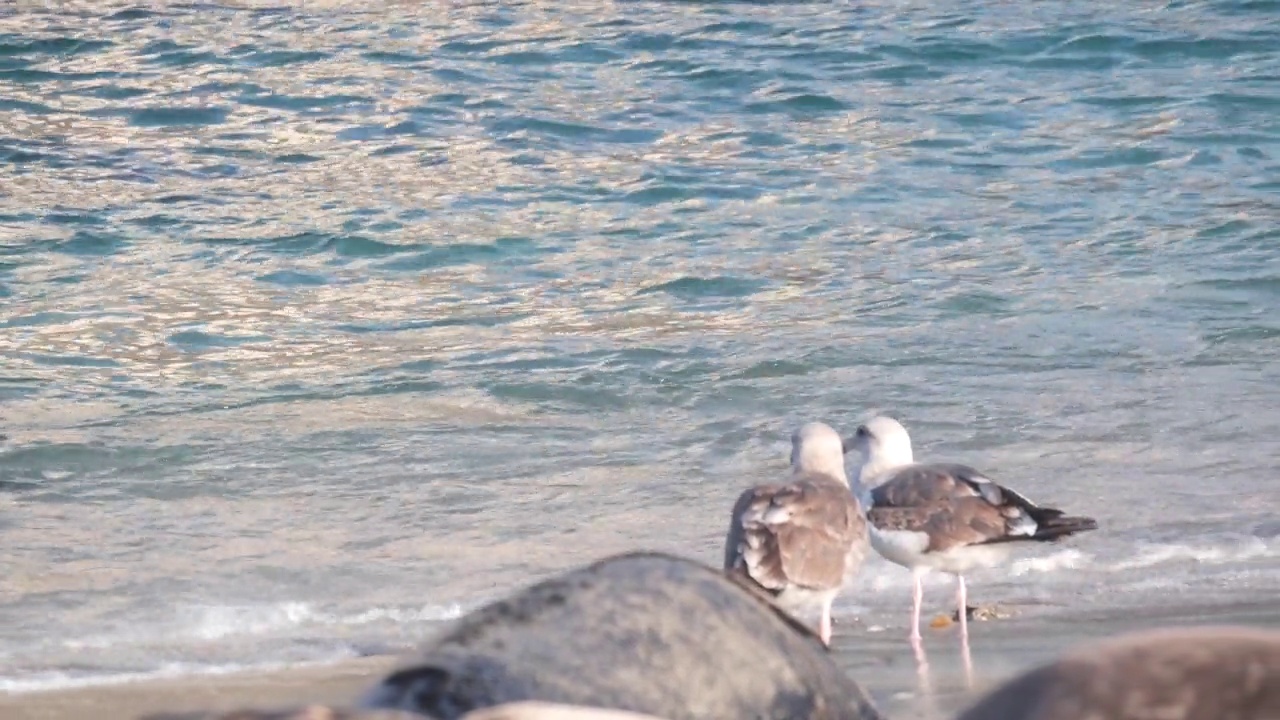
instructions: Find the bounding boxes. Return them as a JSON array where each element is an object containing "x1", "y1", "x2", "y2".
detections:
[
  {"x1": 3, "y1": 601, "x2": 1278, "y2": 720},
  {"x1": 0, "y1": 658, "x2": 398, "y2": 720},
  {"x1": 850, "y1": 599, "x2": 1280, "y2": 720}
]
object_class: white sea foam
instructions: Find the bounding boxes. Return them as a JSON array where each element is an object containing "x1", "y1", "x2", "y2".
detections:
[
  {"x1": 61, "y1": 601, "x2": 465, "y2": 651},
  {"x1": 1007, "y1": 548, "x2": 1089, "y2": 577},
  {"x1": 1105, "y1": 537, "x2": 1275, "y2": 572},
  {"x1": 0, "y1": 658, "x2": 328, "y2": 695},
  {"x1": 857, "y1": 535, "x2": 1274, "y2": 592},
  {"x1": 8, "y1": 539, "x2": 1274, "y2": 696},
  {"x1": 2, "y1": 601, "x2": 468, "y2": 695},
  {"x1": 182, "y1": 602, "x2": 318, "y2": 642},
  {"x1": 180, "y1": 601, "x2": 466, "y2": 642}
]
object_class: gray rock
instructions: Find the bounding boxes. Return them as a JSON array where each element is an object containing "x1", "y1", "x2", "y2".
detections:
[
  {"x1": 360, "y1": 552, "x2": 884, "y2": 720},
  {"x1": 461, "y1": 701, "x2": 669, "y2": 720},
  {"x1": 142, "y1": 707, "x2": 425, "y2": 720},
  {"x1": 956, "y1": 625, "x2": 1280, "y2": 720}
]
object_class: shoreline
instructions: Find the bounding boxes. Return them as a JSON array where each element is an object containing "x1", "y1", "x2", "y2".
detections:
[
  {"x1": 3, "y1": 600, "x2": 1279, "y2": 720},
  {"x1": 0, "y1": 657, "x2": 399, "y2": 720}
]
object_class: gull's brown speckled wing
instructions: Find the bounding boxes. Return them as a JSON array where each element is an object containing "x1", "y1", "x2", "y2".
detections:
[
  {"x1": 724, "y1": 472, "x2": 867, "y2": 593},
  {"x1": 867, "y1": 497, "x2": 1032, "y2": 552},
  {"x1": 867, "y1": 463, "x2": 1098, "y2": 550}
]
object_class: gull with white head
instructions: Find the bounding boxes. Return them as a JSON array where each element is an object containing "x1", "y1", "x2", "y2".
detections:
[
  {"x1": 847, "y1": 416, "x2": 1098, "y2": 653},
  {"x1": 724, "y1": 421, "x2": 869, "y2": 646}
]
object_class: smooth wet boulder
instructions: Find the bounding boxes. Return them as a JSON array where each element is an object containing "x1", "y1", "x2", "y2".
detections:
[
  {"x1": 143, "y1": 707, "x2": 425, "y2": 720},
  {"x1": 956, "y1": 625, "x2": 1280, "y2": 720},
  {"x1": 145, "y1": 700, "x2": 671, "y2": 720},
  {"x1": 359, "y1": 551, "x2": 885, "y2": 720},
  {"x1": 461, "y1": 702, "x2": 669, "y2": 720}
]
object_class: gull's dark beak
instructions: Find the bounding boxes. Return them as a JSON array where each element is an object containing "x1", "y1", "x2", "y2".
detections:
[{"x1": 843, "y1": 426, "x2": 871, "y2": 454}]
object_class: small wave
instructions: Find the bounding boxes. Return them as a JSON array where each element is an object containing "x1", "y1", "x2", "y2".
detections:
[
  {"x1": 863, "y1": 563, "x2": 961, "y2": 592},
  {"x1": 180, "y1": 601, "x2": 465, "y2": 642},
  {"x1": 0, "y1": 658, "x2": 333, "y2": 695},
  {"x1": 860, "y1": 547, "x2": 1092, "y2": 590},
  {"x1": 63, "y1": 601, "x2": 465, "y2": 650},
  {"x1": 12, "y1": 601, "x2": 467, "y2": 695},
  {"x1": 1106, "y1": 537, "x2": 1275, "y2": 572},
  {"x1": 1008, "y1": 549, "x2": 1090, "y2": 576},
  {"x1": 182, "y1": 601, "x2": 316, "y2": 642},
  {"x1": 857, "y1": 536, "x2": 1272, "y2": 589}
]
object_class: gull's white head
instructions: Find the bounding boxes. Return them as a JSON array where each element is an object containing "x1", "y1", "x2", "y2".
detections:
[
  {"x1": 789, "y1": 421, "x2": 848, "y2": 484},
  {"x1": 845, "y1": 415, "x2": 914, "y2": 482}
]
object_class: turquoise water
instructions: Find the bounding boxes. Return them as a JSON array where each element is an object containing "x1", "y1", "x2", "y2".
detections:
[{"x1": 1, "y1": 0, "x2": 1278, "y2": 698}]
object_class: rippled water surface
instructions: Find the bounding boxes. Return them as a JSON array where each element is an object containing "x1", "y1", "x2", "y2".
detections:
[{"x1": 1, "y1": 0, "x2": 1278, "y2": 704}]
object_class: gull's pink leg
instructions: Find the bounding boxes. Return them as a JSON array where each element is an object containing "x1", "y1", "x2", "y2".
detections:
[
  {"x1": 910, "y1": 569, "x2": 924, "y2": 642},
  {"x1": 957, "y1": 575, "x2": 974, "y2": 688},
  {"x1": 910, "y1": 569, "x2": 930, "y2": 680},
  {"x1": 819, "y1": 600, "x2": 833, "y2": 647}
]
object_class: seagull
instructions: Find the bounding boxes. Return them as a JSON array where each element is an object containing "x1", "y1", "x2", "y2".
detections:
[
  {"x1": 846, "y1": 416, "x2": 1099, "y2": 649},
  {"x1": 724, "y1": 421, "x2": 869, "y2": 646}
]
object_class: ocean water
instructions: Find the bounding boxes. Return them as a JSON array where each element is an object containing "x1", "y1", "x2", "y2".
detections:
[{"x1": 1, "y1": 0, "x2": 1279, "y2": 700}]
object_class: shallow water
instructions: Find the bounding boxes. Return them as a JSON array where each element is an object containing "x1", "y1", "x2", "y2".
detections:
[{"x1": 1, "y1": 0, "x2": 1278, "y2": 697}]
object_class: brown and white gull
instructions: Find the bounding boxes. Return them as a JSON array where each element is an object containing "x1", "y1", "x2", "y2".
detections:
[
  {"x1": 847, "y1": 416, "x2": 1098, "y2": 648},
  {"x1": 724, "y1": 421, "x2": 869, "y2": 646}
]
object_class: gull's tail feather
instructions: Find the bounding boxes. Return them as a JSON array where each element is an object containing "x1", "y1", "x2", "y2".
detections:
[
  {"x1": 981, "y1": 506, "x2": 1099, "y2": 546},
  {"x1": 1025, "y1": 508, "x2": 1099, "y2": 542}
]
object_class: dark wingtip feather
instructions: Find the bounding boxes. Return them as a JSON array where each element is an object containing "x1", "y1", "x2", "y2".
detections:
[
  {"x1": 979, "y1": 512, "x2": 1098, "y2": 546},
  {"x1": 1033, "y1": 514, "x2": 1099, "y2": 542}
]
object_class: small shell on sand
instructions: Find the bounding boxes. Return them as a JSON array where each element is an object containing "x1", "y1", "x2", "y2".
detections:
[{"x1": 931, "y1": 604, "x2": 1016, "y2": 629}]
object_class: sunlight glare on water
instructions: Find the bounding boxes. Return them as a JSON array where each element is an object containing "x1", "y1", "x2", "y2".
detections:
[{"x1": 0, "y1": 0, "x2": 1278, "y2": 696}]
